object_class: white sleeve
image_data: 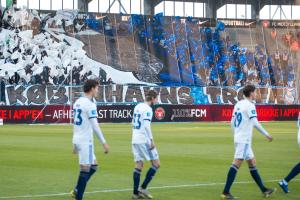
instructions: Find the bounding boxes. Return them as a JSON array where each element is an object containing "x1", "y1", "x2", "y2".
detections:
[
  {"x1": 231, "y1": 109, "x2": 236, "y2": 133},
  {"x1": 251, "y1": 117, "x2": 270, "y2": 137},
  {"x1": 89, "y1": 118, "x2": 107, "y2": 144},
  {"x1": 144, "y1": 120, "x2": 153, "y2": 141},
  {"x1": 247, "y1": 104, "x2": 257, "y2": 119},
  {"x1": 87, "y1": 103, "x2": 98, "y2": 119},
  {"x1": 143, "y1": 109, "x2": 153, "y2": 141}
]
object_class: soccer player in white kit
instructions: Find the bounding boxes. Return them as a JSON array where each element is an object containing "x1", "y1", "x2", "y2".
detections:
[
  {"x1": 70, "y1": 80, "x2": 109, "y2": 200},
  {"x1": 221, "y1": 85, "x2": 275, "y2": 200},
  {"x1": 132, "y1": 90, "x2": 160, "y2": 199},
  {"x1": 279, "y1": 112, "x2": 300, "y2": 193}
]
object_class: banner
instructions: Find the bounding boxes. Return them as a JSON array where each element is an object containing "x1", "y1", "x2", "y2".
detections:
[
  {"x1": 4, "y1": 85, "x2": 298, "y2": 106},
  {"x1": 0, "y1": 105, "x2": 299, "y2": 124}
]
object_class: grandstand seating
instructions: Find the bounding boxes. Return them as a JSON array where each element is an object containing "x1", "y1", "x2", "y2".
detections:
[{"x1": 0, "y1": 8, "x2": 299, "y2": 88}]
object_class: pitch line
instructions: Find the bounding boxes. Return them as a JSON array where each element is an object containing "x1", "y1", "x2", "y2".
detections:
[{"x1": 0, "y1": 179, "x2": 299, "y2": 199}]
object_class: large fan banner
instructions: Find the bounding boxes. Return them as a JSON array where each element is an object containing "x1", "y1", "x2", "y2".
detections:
[{"x1": 3, "y1": 85, "x2": 298, "y2": 105}]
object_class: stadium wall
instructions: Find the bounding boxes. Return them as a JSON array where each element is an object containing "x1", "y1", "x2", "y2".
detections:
[{"x1": 0, "y1": 105, "x2": 299, "y2": 124}]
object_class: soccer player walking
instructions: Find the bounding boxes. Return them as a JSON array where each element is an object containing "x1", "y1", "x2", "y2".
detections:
[
  {"x1": 221, "y1": 85, "x2": 275, "y2": 200},
  {"x1": 131, "y1": 90, "x2": 160, "y2": 199},
  {"x1": 71, "y1": 80, "x2": 109, "y2": 200},
  {"x1": 279, "y1": 112, "x2": 300, "y2": 193}
]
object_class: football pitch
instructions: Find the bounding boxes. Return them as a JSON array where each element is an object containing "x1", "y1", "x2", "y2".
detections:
[{"x1": 0, "y1": 122, "x2": 300, "y2": 200}]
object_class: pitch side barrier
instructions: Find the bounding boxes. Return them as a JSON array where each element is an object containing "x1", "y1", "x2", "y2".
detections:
[{"x1": 0, "y1": 105, "x2": 299, "y2": 124}]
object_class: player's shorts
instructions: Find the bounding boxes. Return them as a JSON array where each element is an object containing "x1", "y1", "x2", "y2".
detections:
[
  {"x1": 132, "y1": 143, "x2": 159, "y2": 162},
  {"x1": 234, "y1": 143, "x2": 254, "y2": 160},
  {"x1": 74, "y1": 143, "x2": 96, "y2": 165}
]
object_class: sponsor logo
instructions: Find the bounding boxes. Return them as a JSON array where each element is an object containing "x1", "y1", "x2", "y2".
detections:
[{"x1": 155, "y1": 107, "x2": 165, "y2": 120}]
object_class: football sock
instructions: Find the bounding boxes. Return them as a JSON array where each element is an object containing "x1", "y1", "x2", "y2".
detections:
[
  {"x1": 284, "y1": 162, "x2": 300, "y2": 183},
  {"x1": 133, "y1": 168, "x2": 141, "y2": 195},
  {"x1": 141, "y1": 165, "x2": 158, "y2": 189},
  {"x1": 223, "y1": 164, "x2": 239, "y2": 194},
  {"x1": 87, "y1": 165, "x2": 98, "y2": 181},
  {"x1": 76, "y1": 171, "x2": 90, "y2": 200},
  {"x1": 249, "y1": 166, "x2": 267, "y2": 192}
]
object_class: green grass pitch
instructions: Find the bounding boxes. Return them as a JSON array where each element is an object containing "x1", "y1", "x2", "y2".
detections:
[{"x1": 0, "y1": 122, "x2": 300, "y2": 200}]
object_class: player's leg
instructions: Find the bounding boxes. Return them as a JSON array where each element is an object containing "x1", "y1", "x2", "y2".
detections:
[
  {"x1": 247, "y1": 158, "x2": 267, "y2": 192},
  {"x1": 221, "y1": 159, "x2": 242, "y2": 199},
  {"x1": 279, "y1": 162, "x2": 300, "y2": 193},
  {"x1": 141, "y1": 159, "x2": 160, "y2": 189},
  {"x1": 221, "y1": 143, "x2": 245, "y2": 199},
  {"x1": 133, "y1": 161, "x2": 144, "y2": 199},
  {"x1": 247, "y1": 157, "x2": 275, "y2": 197},
  {"x1": 140, "y1": 147, "x2": 160, "y2": 199},
  {"x1": 132, "y1": 144, "x2": 145, "y2": 199},
  {"x1": 72, "y1": 143, "x2": 94, "y2": 200},
  {"x1": 87, "y1": 152, "x2": 98, "y2": 182},
  {"x1": 75, "y1": 164, "x2": 92, "y2": 200}
]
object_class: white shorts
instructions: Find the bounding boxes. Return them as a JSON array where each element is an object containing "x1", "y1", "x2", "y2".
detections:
[
  {"x1": 132, "y1": 143, "x2": 159, "y2": 162},
  {"x1": 234, "y1": 143, "x2": 254, "y2": 160},
  {"x1": 74, "y1": 143, "x2": 96, "y2": 165}
]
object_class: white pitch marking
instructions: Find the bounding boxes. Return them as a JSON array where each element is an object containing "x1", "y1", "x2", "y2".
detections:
[{"x1": 0, "y1": 179, "x2": 298, "y2": 199}]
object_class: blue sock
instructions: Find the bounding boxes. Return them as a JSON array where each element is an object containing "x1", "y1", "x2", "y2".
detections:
[
  {"x1": 249, "y1": 166, "x2": 267, "y2": 192},
  {"x1": 87, "y1": 165, "x2": 98, "y2": 182},
  {"x1": 75, "y1": 165, "x2": 98, "y2": 191},
  {"x1": 133, "y1": 168, "x2": 141, "y2": 195},
  {"x1": 223, "y1": 164, "x2": 238, "y2": 194},
  {"x1": 141, "y1": 166, "x2": 158, "y2": 189},
  {"x1": 285, "y1": 162, "x2": 300, "y2": 183},
  {"x1": 76, "y1": 171, "x2": 90, "y2": 200}
]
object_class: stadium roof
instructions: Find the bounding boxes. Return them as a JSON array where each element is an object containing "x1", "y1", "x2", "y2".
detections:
[{"x1": 152, "y1": 0, "x2": 298, "y2": 7}]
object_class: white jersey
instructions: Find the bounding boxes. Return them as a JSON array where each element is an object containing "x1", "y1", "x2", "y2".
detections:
[
  {"x1": 72, "y1": 97, "x2": 98, "y2": 144},
  {"x1": 132, "y1": 103, "x2": 153, "y2": 144},
  {"x1": 232, "y1": 99, "x2": 257, "y2": 144}
]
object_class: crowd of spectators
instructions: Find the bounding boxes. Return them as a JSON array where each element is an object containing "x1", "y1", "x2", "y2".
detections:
[
  {"x1": 271, "y1": 28, "x2": 300, "y2": 52},
  {"x1": 0, "y1": 6, "x2": 298, "y2": 96},
  {"x1": 0, "y1": 6, "x2": 114, "y2": 91},
  {"x1": 131, "y1": 14, "x2": 298, "y2": 87}
]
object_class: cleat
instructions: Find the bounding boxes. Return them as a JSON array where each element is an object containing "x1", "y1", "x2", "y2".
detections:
[
  {"x1": 263, "y1": 188, "x2": 276, "y2": 198},
  {"x1": 278, "y1": 180, "x2": 289, "y2": 193},
  {"x1": 221, "y1": 193, "x2": 237, "y2": 200},
  {"x1": 132, "y1": 193, "x2": 144, "y2": 199},
  {"x1": 70, "y1": 189, "x2": 77, "y2": 199},
  {"x1": 139, "y1": 189, "x2": 153, "y2": 199}
]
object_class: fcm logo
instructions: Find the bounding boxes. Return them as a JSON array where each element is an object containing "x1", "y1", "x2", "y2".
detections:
[{"x1": 155, "y1": 107, "x2": 165, "y2": 120}]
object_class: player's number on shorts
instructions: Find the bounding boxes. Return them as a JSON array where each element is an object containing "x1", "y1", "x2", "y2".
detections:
[
  {"x1": 74, "y1": 109, "x2": 83, "y2": 126},
  {"x1": 133, "y1": 114, "x2": 141, "y2": 129},
  {"x1": 234, "y1": 112, "x2": 242, "y2": 128}
]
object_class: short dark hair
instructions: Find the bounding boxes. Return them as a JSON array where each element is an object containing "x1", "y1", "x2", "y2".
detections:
[
  {"x1": 145, "y1": 90, "x2": 158, "y2": 101},
  {"x1": 83, "y1": 79, "x2": 99, "y2": 93},
  {"x1": 243, "y1": 85, "x2": 256, "y2": 97}
]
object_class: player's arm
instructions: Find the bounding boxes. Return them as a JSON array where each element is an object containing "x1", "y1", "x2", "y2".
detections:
[
  {"x1": 89, "y1": 118, "x2": 109, "y2": 154},
  {"x1": 230, "y1": 111, "x2": 236, "y2": 133},
  {"x1": 144, "y1": 111, "x2": 155, "y2": 149},
  {"x1": 88, "y1": 106, "x2": 109, "y2": 153},
  {"x1": 144, "y1": 120, "x2": 154, "y2": 140},
  {"x1": 250, "y1": 117, "x2": 273, "y2": 142},
  {"x1": 249, "y1": 106, "x2": 273, "y2": 142}
]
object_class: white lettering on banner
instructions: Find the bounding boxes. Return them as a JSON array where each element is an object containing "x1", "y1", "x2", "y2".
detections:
[
  {"x1": 191, "y1": 109, "x2": 207, "y2": 117},
  {"x1": 109, "y1": 110, "x2": 133, "y2": 119},
  {"x1": 98, "y1": 110, "x2": 108, "y2": 119},
  {"x1": 172, "y1": 109, "x2": 207, "y2": 118},
  {"x1": 53, "y1": 109, "x2": 73, "y2": 119}
]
